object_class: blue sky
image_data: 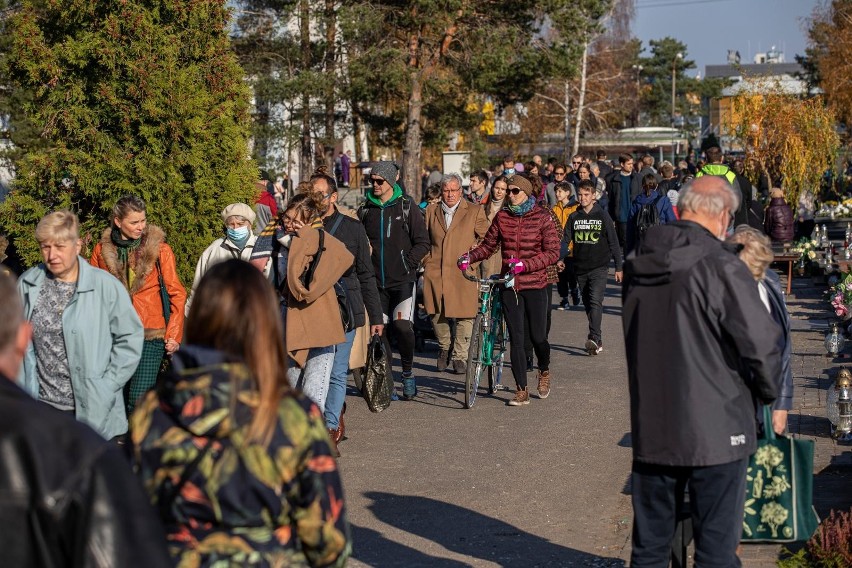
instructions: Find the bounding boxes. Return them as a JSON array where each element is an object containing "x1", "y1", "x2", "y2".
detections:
[{"x1": 633, "y1": 0, "x2": 819, "y2": 76}]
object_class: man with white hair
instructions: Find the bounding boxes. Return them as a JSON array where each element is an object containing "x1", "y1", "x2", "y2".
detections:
[
  {"x1": 622, "y1": 176, "x2": 781, "y2": 568},
  {"x1": 422, "y1": 173, "x2": 490, "y2": 374}
]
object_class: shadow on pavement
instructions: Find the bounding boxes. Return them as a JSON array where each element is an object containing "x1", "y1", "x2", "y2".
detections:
[{"x1": 350, "y1": 492, "x2": 627, "y2": 567}]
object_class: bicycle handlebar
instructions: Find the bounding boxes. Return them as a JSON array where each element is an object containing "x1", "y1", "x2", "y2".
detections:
[{"x1": 461, "y1": 268, "x2": 515, "y2": 285}]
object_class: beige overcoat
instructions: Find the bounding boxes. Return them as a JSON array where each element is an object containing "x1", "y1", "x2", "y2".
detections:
[{"x1": 422, "y1": 200, "x2": 490, "y2": 319}]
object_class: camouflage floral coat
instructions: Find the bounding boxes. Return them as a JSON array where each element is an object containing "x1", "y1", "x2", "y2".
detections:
[{"x1": 129, "y1": 345, "x2": 350, "y2": 567}]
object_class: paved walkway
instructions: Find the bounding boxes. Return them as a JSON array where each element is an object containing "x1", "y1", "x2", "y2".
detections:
[{"x1": 337, "y1": 270, "x2": 852, "y2": 567}]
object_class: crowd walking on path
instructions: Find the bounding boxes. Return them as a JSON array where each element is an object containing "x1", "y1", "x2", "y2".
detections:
[{"x1": 0, "y1": 146, "x2": 820, "y2": 566}]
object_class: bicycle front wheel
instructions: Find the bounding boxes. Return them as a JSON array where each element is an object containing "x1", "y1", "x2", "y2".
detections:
[
  {"x1": 488, "y1": 316, "x2": 507, "y2": 393},
  {"x1": 465, "y1": 313, "x2": 486, "y2": 408}
]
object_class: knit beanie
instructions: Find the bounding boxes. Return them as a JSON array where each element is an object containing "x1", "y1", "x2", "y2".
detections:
[
  {"x1": 507, "y1": 174, "x2": 533, "y2": 196},
  {"x1": 371, "y1": 161, "x2": 400, "y2": 184}
]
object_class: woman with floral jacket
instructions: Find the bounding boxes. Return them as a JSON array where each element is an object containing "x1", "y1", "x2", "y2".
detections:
[
  {"x1": 130, "y1": 259, "x2": 350, "y2": 567},
  {"x1": 90, "y1": 195, "x2": 186, "y2": 415}
]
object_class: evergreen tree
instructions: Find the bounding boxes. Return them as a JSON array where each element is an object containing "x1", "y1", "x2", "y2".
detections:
[{"x1": 0, "y1": 0, "x2": 257, "y2": 285}]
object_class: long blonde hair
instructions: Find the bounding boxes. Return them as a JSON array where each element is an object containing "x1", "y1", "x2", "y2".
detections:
[{"x1": 185, "y1": 259, "x2": 289, "y2": 445}]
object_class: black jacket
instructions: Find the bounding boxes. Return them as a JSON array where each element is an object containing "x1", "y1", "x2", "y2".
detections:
[
  {"x1": 734, "y1": 172, "x2": 753, "y2": 227},
  {"x1": 0, "y1": 375, "x2": 171, "y2": 567},
  {"x1": 563, "y1": 202, "x2": 623, "y2": 274},
  {"x1": 360, "y1": 195, "x2": 430, "y2": 289},
  {"x1": 622, "y1": 221, "x2": 780, "y2": 467},
  {"x1": 323, "y1": 208, "x2": 383, "y2": 327},
  {"x1": 605, "y1": 170, "x2": 639, "y2": 223}
]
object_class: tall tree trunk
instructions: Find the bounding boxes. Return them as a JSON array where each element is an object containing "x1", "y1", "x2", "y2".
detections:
[
  {"x1": 323, "y1": 0, "x2": 337, "y2": 171},
  {"x1": 402, "y1": 72, "x2": 423, "y2": 198},
  {"x1": 572, "y1": 41, "x2": 589, "y2": 157},
  {"x1": 299, "y1": 0, "x2": 312, "y2": 179},
  {"x1": 563, "y1": 80, "x2": 571, "y2": 164}
]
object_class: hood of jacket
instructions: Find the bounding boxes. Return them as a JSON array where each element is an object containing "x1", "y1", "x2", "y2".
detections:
[
  {"x1": 626, "y1": 220, "x2": 739, "y2": 286},
  {"x1": 364, "y1": 184, "x2": 403, "y2": 208},
  {"x1": 96, "y1": 224, "x2": 166, "y2": 296},
  {"x1": 154, "y1": 345, "x2": 255, "y2": 439}
]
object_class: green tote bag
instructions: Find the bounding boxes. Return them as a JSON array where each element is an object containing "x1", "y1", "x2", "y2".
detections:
[{"x1": 741, "y1": 406, "x2": 820, "y2": 542}]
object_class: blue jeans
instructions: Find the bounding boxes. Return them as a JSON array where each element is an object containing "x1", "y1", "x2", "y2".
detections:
[
  {"x1": 576, "y1": 266, "x2": 608, "y2": 344},
  {"x1": 325, "y1": 329, "x2": 356, "y2": 430},
  {"x1": 287, "y1": 346, "x2": 335, "y2": 411}
]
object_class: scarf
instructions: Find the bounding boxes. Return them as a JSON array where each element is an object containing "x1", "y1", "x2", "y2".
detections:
[
  {"x1": 507, "y1": 196, "x2": 535, "y2": 216},
  {"x1": 441, "y1": 200, "x2": 461, "y2": 229},
  {"x1": 111, "y1": 226, "x2": 142, "y2": 286}
]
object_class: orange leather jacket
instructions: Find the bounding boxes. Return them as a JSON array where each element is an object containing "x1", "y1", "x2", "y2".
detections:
[{"x1": 90, "y1": 225, "x2": 186, "y2": 342}]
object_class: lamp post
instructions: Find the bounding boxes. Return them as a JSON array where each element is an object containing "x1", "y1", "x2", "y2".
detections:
[
  {"x1": 631, "y1": 64, "x2": 643, "y2": 127},
  {"x1": 671, "y1": 52, "x2": 683, "y2": 163}
]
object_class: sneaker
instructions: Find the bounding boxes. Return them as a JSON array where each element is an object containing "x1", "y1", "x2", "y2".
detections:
[
  {"x1": 585, "y1": 338, "x2": 601, "y2": 356},
  {"x1": 436, "y1": 349, "x2": 450, "y2": 372},
  {"x1": 571, "y1": 288, "x2": 581, "y2": 306},
  {"x1": 402, "y1": 371, "x2": 417, "y2": 400},
  {"x1": 453, "y1": 360, "x2": 467, "y2": 375},
  {"x1": 507, "y1": 387, "x2": 530, "y2": 406},
  {"x1": 537, "y1": 370, "x2": 551, "y2": 399},
  {"x1": 556, "y1": 297, "x2": 570, "y2": 311},
  {"x1": 526, "y1": 355, "x2": 534, "y2": 372}
]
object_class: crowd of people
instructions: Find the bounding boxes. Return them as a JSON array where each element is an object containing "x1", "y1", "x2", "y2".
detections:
[{"x1": 0, "y1": 144, "x2": 805, "y2": 566}]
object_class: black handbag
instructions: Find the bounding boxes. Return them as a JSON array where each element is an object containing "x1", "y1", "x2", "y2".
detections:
[
  {"x1": 155, "y1": 258, "x2": 172, "y2": 377},
  {"x1": 363, "y1": 334, "x2": 393, "y2": 412},
  {"x1": 306, "y1": 229, "x2": 355, "y2": 333}
]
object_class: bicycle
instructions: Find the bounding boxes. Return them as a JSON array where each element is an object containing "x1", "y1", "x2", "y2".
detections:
[{"x1": 460, "y1": 269, "x2": 512, "y2": 408}]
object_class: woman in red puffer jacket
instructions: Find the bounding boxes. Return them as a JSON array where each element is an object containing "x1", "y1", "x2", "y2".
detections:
[
  {"x1": 764, "y1": 187, "x2": 794, "y2": 243},
  {"x1": 460, "y1": 174, "x2": 561, "y2": 407}
]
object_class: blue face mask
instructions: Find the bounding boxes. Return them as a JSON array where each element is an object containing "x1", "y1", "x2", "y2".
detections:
[
  {"x1": 227, "y1": 225, "x2": 250, "y2": 244},
  {"x1": 503, "y1": 167, "x2": 515, "y2": 177}
]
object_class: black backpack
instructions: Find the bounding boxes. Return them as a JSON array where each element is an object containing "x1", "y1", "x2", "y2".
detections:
[{"x1": 635, "y1": 195, "x2": 662, "y2": 241}]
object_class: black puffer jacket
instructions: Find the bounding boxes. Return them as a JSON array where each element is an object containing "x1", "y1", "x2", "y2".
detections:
[
  {"x1": 764, "y1": 197, "x2": 794, "y2": 242},
  {"x1": 622, "y1": 221, "x2": 780, "y2": 467},
  {"x1": 0, "y1": 375, "x2": 171, "y2": 567}
]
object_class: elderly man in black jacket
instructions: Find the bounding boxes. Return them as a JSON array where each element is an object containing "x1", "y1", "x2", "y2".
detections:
[
  {"x1": 0, "y1": 271, "x2": 171, "y2": 567},
  {"x1": 622, "y1": 176, "x2": 781, "y2": 568}
]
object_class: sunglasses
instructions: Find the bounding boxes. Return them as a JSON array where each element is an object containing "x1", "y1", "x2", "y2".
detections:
[
  {"x1": 572, "y1": 161, "x2": 582, "y2": 165},
  {"x1": 508, "y1": 187, "x2": 524, "y2": 195},
  {"x1": 554, "y1": 171, "x2": 566, "y2": 176},
  {"x1": 370, "y1": 178, "x2": 385, "y2": 185}
]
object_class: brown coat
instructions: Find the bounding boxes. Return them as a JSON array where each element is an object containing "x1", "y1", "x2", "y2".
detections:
[
  {"x1": 422, "y1": 200, "x2": 490, "y2": 318},
  {"x1": 90, "y1": 225, "x2": 186, "y2": 341},
  {"x1": 286, "y1": 227, "x2": 354, "y2": 367}
]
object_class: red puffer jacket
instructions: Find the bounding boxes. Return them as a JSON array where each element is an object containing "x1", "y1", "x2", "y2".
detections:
[
  {"x1": 468, "y1": 204, "x2": 561, "y2": 290},
  {"x1": 763, "y1": 197, "x2": 794, "y2": 243}
]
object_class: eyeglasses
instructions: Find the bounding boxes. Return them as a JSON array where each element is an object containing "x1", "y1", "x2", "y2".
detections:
[
  {"x1": 508, "y1": 188, "x2": 523, "y2": 195},
  {"x1": 442, "y1": 188, "x2": 461, "y2": 194},
  {"x1": 370, "y1": 178, "x2": 385, "y2": 185}
]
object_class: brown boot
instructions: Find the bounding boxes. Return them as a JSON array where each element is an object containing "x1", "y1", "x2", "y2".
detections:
[
  {"x1": 508, "y1": 387, "x2": 530, "y2": 406},
  {"x1": 327, "y1": 429, "x2": 341, "y2": 457},
  {"x1": 537, "y1": 370, "x2": 551, "y2": 399}
]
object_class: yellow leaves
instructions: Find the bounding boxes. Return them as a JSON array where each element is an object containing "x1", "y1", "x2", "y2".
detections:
[{"x1": 726, "y1": 82, "x2": 839, "y2": 206}]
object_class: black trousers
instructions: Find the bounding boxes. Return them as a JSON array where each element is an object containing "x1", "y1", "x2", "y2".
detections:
[
  {"x1": 556, "y1": 260, "x2": 578, "y2": 299},
  {"x1": 630, "y1": 458, "x2": 748, "y2": 568},
  {"x1": 378, "y1": 283, "x2": 416, "y2": 373},
  {"x1": 502, "y1": 287, "x2": 550, "y2": 389}
]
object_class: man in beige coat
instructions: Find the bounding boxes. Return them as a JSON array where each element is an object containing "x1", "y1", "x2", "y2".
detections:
[{"x1": 423, "y1": 173, "x2": 491, "y2": 374}]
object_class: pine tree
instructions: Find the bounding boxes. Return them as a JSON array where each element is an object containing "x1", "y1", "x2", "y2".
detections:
[{"x1": 0, "y1": 0, "x2": 257, "y2": 286}]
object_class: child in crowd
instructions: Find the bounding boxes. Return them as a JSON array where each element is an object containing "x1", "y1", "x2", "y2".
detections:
[
  {"x1": 551, "y1": 181, "x2": 580, "y2": 310},
  {"x1": 563, "y1": 179, "x2": 623, "y2": 355}
]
